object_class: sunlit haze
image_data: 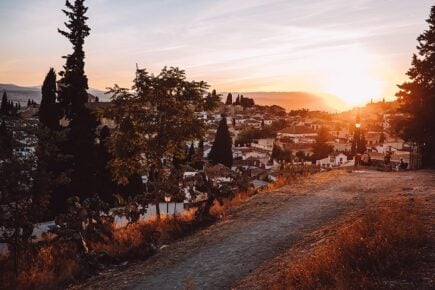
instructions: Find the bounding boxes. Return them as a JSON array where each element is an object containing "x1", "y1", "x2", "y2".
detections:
[{"x1": 0, "y1": 0, "x2": 433, "y2": 109}]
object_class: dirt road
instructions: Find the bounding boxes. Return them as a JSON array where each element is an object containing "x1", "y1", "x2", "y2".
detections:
[{"x1": 78, "y1": 169, "x2": 435, "y2": 290}]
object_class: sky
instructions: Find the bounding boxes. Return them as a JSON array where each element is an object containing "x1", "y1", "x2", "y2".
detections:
[{"x1": 0, "y1": 0, "x2": 433, "y2": 107}]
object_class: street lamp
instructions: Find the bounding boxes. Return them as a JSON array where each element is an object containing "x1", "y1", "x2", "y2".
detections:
[{"x1": 164, "y1": 195, "x2": 171, "y2": 214}]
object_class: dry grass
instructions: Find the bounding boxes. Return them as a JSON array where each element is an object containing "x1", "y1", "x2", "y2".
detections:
[
  {"x1": 91, "y1": 209, "x2": 196, "y2": 260},
  {"x1": 0, "y1": 240, "x2": 80, "y2": 290},
  {"x1": 273, "y1": 197, "x2": 429, "y2": 290},
  {"x1": 0, "y1": 210, "x2": 198, "y2": 290}
]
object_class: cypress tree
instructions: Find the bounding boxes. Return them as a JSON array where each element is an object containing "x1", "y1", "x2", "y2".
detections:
[
  {"x1": 209, "y1": 116, "x2": 233, "y2": 168},
  {"x1": 57, "y1": 0, "x2": 98, "y2": 198},
  {"x1": 225, "y1": 93, "x2": 232, "y2": 105},
  {"x1": 39, "y1": 68, "x2": 59, "y2": 130},
  {"x1": 0, "y1": 121, "x2": 12, "y2": 159},
  {"x1": 1, "y1": 92, "x2": 8, "y2": 115},
  {"x1": 187, "y1": 142, "x2": 195, "y2": 162}
]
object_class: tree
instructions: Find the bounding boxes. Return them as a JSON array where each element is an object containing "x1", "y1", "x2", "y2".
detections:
[
  {"x1": 225, "y1": 93, "x2": 232, "y2": 105},
  {"x1": 0, "y1": 125, "x2": 49, "y2": 278},
  {"x1": 187, "y1": 142, "x2": 195, "y2": 162},
  {"x1": 39, "y1": 68, "x2": 60, "y2": 130},
  {"x1": 235, "y1": 127, "x2": 276, "y2": 146},
  {"x1": 1, "y1": 92, "x2": 9, "y2": 115},
  {"x1": 0, "y1": 120, "x2": 12, "y2": 160},
  {"x1": 204, "y1": 89, "x2": 221, "y2": 111},
  {"x1": 235, "y1": 95, "x2": 240, "y2": 105},
  {"x1": 396, "y1": 6, "x2": 435, "y2": 167},
  {"x1": 209, "y1": 116, "x2": 233, "y2": 168},
  {"x1": 312, "y1": 127, "x2": 333, "y2": 161},
  {"x1": 102, "y1": 66, "x2": 211, "y2": 218},
  {"x1": 57, "y1": 0, "x2": 98, "y2": 198}
]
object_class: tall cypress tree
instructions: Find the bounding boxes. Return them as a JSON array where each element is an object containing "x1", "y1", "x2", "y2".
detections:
[
  {"x1": 209, "y1": 116, "x2": 233, "y2": 168},
  {"x1": 1, "y1": 92, "x2": 8, "y2": 115},
  {"x1": 225, "y1": 93, "x2": 232, "y2": 105},
  {"x1": 39, "y1": 68, "x2": 59, "y2": 130},
  {"x1": 57, "y1": 0, "x2": 98, "y2": 198},
  {"x1": 396, "y1": 6, "x2": 435, "y2": 167}
]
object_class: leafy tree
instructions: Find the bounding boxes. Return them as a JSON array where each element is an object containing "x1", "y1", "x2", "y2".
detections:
[
  {"x1": 240, "y1": 96, "x2": 255, "y2": 108},
  {"x1": 57, "y1": 0, "x2": 98, "y2": 198},
  {"x1": 204, "y1": 89, "x2": 221, "y2": 111},
  {"x1": 396, "y1": 6, "x2": 435, "y2": 166},
  {"x1": 235, "y1": 127, "x2": 276, "y2": 146},
  {"x1": 271, "y1": 143, "x2": 292, "y2": 163},
  {"x1": 312, "y1": 127, "x2": 333, "y2": 161},
  {"x1": 39, "y1": 68, "x2": 60, "y2": 130},
  {"x1": 296, "y1": 150, "x2": 307, "y2": 162},
  {"x1": 0, "y1": 126, "x2": 49, "y2": 277},
  {"x1": 209, "y1": 116, "x2": 233, "y2": 168},
  {"x1": 225, "y1": 93, "x2": 233, "y2": 105},
  {"x1": 102, "y1": 66, "x2": 211, "y2": 218}
]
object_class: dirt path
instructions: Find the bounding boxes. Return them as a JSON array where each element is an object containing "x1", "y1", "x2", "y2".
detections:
[{"x1": 77, "y1": 169, "x2": 435, "y2": 290}]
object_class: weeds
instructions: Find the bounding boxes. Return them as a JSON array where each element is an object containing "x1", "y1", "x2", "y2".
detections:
[{"x1": 275, "y1": 197, "x2": 429, "y2": 289}]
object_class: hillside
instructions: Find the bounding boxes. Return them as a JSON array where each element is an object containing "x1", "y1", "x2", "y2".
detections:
[
  {"x1": 74, "y1": 169, "x2": 434, "y2": 290},
  {"x1": 241, "y1": 91, "x2": 350, "y2": 112},
  {"x1": 0, "y1": 83, "x2": 108, "y2": 104}
]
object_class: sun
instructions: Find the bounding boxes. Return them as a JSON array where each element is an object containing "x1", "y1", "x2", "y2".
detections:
[{"x1": 322, "y1": 47, "x2": 382, "y2": 106}]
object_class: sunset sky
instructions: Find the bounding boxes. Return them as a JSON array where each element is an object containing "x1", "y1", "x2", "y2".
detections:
[{"x1": 0, "y1": 0, "x2": 433, "y2": 108}]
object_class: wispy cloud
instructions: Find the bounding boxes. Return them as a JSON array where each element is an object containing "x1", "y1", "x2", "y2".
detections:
[{"x1": 0, "y1": 0, "x2": 433, "y2": 104}]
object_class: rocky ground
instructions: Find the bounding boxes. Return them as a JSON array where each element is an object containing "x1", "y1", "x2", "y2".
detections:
[{"x1": 74, "y1": 169, "x2": 435, "y2": 290}]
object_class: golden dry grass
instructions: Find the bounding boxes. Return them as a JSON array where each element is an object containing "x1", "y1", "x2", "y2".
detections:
[{"x1": 273, "y1": 197, "x2": 429, "y2": 290}]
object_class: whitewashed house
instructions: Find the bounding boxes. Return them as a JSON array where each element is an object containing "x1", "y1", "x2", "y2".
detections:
[{"x1": 316, "y1": 152, "x2": 348, "y2": 168}]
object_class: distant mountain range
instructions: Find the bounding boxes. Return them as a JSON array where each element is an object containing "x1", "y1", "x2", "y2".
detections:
[
  {"x1": 1, "y1": 83, "x2": 349, "y2": 112},
  {"x1": 238, "y1": 92, "x2": 349, "y2": 112},
  {"x1": 0, "y1": 83, "x2": 108, "y2": 104}
]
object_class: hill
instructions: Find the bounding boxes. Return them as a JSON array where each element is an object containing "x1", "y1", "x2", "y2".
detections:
[
  {"x1": 0, "y1": 83, "x2": 108, "y2": 104},
  {"x1": 240, "y1": 91, "x2": 349, "y2": 112}
]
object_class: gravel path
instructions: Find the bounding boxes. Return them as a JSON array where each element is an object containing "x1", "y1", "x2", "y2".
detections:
[{"x1": 77, "y1": 169, "x2": 434, "y2": 290}]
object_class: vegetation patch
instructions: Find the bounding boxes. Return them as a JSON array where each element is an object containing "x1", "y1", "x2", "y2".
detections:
[{"x1": 273, "y1": 197, "x2": 429, "y2": 289}]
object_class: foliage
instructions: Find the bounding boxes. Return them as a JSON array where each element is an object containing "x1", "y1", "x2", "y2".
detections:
[
  {"x1": 39, "y1": 68, "x2": 60, "y2": 130},
  {"x1": 102, "y1": 66, "x2": 212, "y2": 217},
  {"x1": 311, "y1": 127, "x2": 333, "y2": 161},
  {"x1": 276, "y1": 198, "x2": 428, "y2": 289},
  {"x1": 0, "y1": 124, "x2": 50, "y2": 278},
  {"x1": 225, "y1": 92, "x2": 232, "y2": 105},
  {"x1": 235, "y1": 127, "x2": 276, "y2": 146},
  {"x1": 57, "y1": 0, "x2": 99, "y2": 198},
  {"x1": 271, "y1": 143, "x2": 292, "y2": 162},
  {"x1": 209, "y1": 117, "x2": 233, "y2": 168},
  {"x1": 396, "y1": 6, "x2": 435, "y2": 166},
  {"x1": 204, "y1": 89, "x2": 221, "y2": 111}
]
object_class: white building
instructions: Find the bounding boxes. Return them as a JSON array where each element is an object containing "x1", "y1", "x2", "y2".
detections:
[{"x1": 316, "y1": 152, "x2": 348, "y2": 168}]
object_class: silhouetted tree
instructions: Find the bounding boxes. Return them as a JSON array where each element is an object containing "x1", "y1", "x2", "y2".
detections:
[
  {"x1": 312, "y1": 127, "x2": 333, "y2": 161},
  {"x1": 225, "y1": 93, "x2": 232, "y2": 105},
  {"x1": 0, "y1": 121, "x2": 12, "y2": 159},
  {"x1": 39, "y1": 68, "x2": 59, "y2": 130},
  {"x1": 57, "y1": 0, "x2": 98, "y2": 198},
  {"x1": 1, "y1": 92, "x2": 9, "y2": 115},
  {"x1": 204, "y1": 89, "x2": 221, "y2": 111},
  {"x1": 187, "y1": 142, "x2": 195, "y2": 162},
  {"x1": 396, "y1": 6, "x2": 435, "y2": 167},
  {"x1": 209, "y1": 116, "x2": 233, "y2": 168}
]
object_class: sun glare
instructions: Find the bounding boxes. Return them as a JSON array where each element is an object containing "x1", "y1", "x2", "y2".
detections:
[{"x1": 323, "y1": 47, "x2": 382, "y2": 106}]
